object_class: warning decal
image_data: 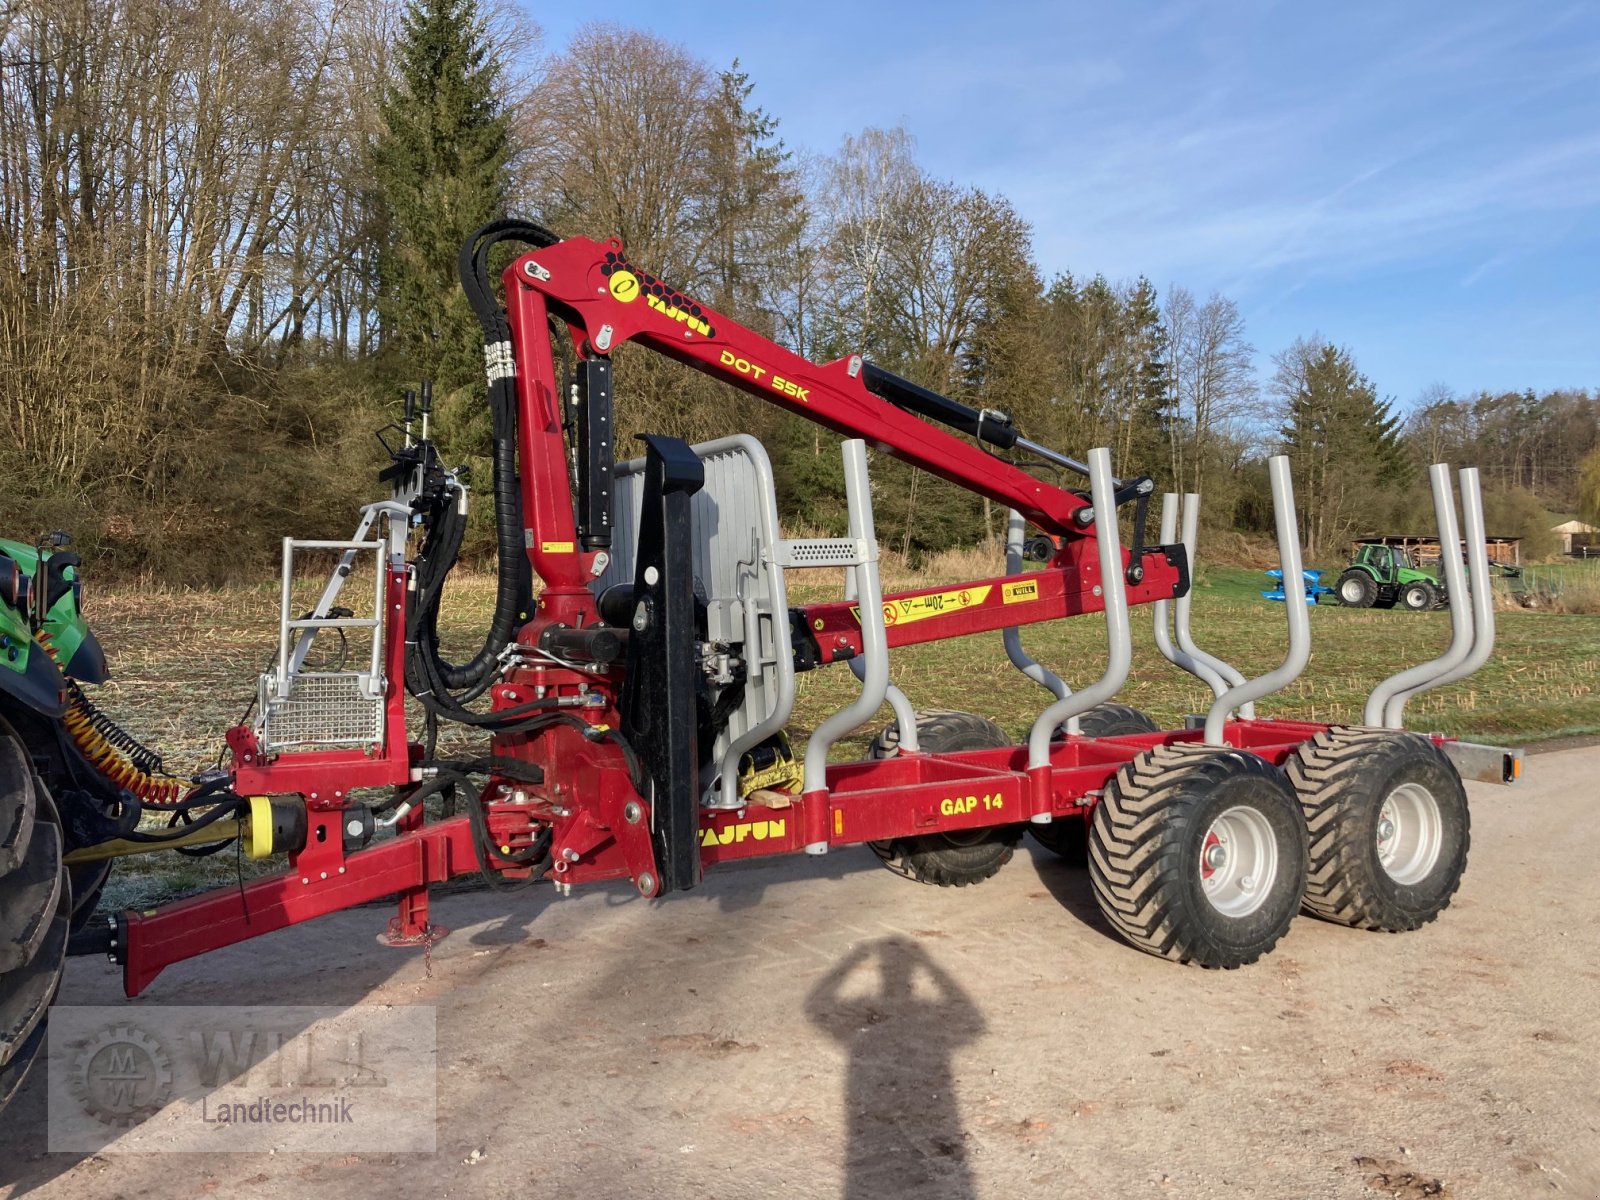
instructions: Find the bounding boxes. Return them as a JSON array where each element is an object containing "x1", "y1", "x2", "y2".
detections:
[{"x1": 851, "y1": 585, "x2": 994, "y2": 628}]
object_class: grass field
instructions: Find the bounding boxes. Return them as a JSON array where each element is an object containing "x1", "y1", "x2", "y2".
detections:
[{"x1": 82, "y1": 559, "x2": 1599, "y2": 909}]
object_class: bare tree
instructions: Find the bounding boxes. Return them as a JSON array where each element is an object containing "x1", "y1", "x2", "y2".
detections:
[
  {"x1": 1164, "y1": 286, "x2": 1257, "y2": 496},
  {"x1": 813, "y1": 126, "x2": 918, "y2": 359},
  {"x1": 524, "y1": 24, "x2": 713, "y2": 284},
  {"x1": 519, "y1": 25, "x2": 803, "y2": 448}
]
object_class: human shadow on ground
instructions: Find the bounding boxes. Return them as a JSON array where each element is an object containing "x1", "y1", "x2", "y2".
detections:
[{"x1": 806, "y1": 936, "x2": 985, "y2": 1200}]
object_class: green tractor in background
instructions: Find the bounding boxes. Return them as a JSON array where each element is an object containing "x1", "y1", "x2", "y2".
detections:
[{"x1": 1335, "y1": 540, "x2": 1447, "y2": 611}]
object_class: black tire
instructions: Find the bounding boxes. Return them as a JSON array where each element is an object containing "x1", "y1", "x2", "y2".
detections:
[
  {"x1": 1400, "y1": 581, "x2": 1437, "y2": 612},
  {"x1": 1059, "y1": 702, "x2": 1161, "y2": 741},
  {"x1": 1033, "y1": 704, "x2": 1162, "y2": 865},
  {"x1": 867, "y1": 710, "x2": 1022, "y2": 887},
  {"x1": 1089, "y1": 745, "x2": 1308, "y2": 968},
  {"x1": 866, "y1": 708, "x2": 1009, "y2": 760},
  {"x1": 0, "y1": 718, "x2": 70, "y2": 1113},
  {"x1": 1336, "y1": 569, "x2": 1376, "y2": 608},
  {"x1": 1284, "y1": 728, "x2": 1469, "y2": 932}
]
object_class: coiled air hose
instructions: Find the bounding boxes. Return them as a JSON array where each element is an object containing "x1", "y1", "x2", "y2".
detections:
[{"x1": 36, "y1": 630, "x2": 189, "y2": 806}]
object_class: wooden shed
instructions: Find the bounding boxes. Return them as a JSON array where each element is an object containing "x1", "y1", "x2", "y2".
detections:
[
  {"x1": 1550, "y1": 520, "x2": 1599, "y2": 556},
  {"x1": 1352, "y1": 534, "x2": 1522, "y2": 570}
]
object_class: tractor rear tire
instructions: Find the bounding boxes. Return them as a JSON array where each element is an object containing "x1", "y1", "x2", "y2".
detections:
[
  {"x1": 1336, "y1": 570, "x2": 1376, "y2": 608},
  {"x1": 1284, "y1": 728, "x2": 1469, "y2": 931},
  {"x1": 1400, "y1": 581, "x2": 1437, "y2": 611},
  {"x1": 1033, "y1": 704, "x2": 1162, "y2": 866},
  {"x1": 0, "y1": 718, "x2": 70, "y2": 1112},
  {"x1": 867, "y1": 710, "x2": 1022, "y2": 887},
  {"x1": 1089, "y1": 745, "x2": 1307, "y2": 968}
]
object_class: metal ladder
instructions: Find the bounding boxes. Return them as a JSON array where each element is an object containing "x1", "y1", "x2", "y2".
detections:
[{"x1": 256, "y1": 500, "x2": 409, "y2": 752}]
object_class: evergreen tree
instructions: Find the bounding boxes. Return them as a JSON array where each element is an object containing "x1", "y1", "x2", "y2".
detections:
[
  {"x1": 373, "y1": 0, "x2": 510, "y2": 395},
  {"x1": 700, "y1": 62, "x2": 803, "y2": 318},
  {"x1": 1119, "y1": 276, "x2": 1172, "y2": 480},
  {"x1": 1277, "y1": 343, "x2": 1409, "y2": 556},
  {"x1": 1029, "y1": 273, "x2": 1170, "y2": 483}
]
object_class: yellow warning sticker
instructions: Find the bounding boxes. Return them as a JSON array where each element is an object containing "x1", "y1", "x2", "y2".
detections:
[
  {"x1": 1002, "y1": 580, "x2": 1041, "y2": 604},
  {"x1": 852, "y1": 585, "x2": 993, "y2": 628},
  {"x1": 540, "y1": 540, "x2": 575, "y2": 554}
]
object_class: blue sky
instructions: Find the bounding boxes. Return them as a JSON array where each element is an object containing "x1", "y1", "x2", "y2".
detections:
[{"x1": 528, "y1": 2, "x2": 1599, "y2": 409}]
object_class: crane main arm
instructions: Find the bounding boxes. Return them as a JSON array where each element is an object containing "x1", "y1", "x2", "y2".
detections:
[{"x1": 499, "y1": 234, "x2": 1184, "y2": 649}]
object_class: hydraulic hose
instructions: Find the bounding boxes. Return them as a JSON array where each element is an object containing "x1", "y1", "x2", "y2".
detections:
[
  {"x1": 404, "y1": 755, "x2": 550, "y2": 889},
  {"x1": 409, "y1": 220, "x2": 562, "y2": 700},
  {"x1": 114, "y1": 784, "x2": 247, "y2": 844}
]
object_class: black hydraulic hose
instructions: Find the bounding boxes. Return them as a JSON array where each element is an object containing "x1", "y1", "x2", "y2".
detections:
[
  {"x1": 117, "y1": 792, "x2": 247, "y2": 843},
  {"x1": 405, "y1": 764, "x2": 552, "y2": 890},
  {"x1": 424, "y1": 693, "x2": 565, "y2": 728},
  {"x1": 412, "y1": 219, "x2": 562, "y2": 698},
  {"x1": 425, "y1": 374, "x2": 522, "y2": 692},
  {"x1": 428, "y1": 754, "x2": 545, "y2": 783},
  {"x1": 459, "y1": 217, "x2": 562, "y2": 337}
]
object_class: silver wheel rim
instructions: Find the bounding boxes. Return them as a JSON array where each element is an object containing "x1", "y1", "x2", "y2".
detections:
[
  {"x1": 1340, "y1": 579, "x2": 1364, "y2": 603},
  {"x1": 1376, "y1": 782, "x2": 1443, "y2": 884},
  {"x1": 1198, "y1": 805, "x2": 1278, "y2": 918}
]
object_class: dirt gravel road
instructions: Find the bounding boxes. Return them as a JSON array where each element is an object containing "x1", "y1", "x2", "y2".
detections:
[{"x1": 5, "y1": 746, "x2": 1597, "y2": 1199}]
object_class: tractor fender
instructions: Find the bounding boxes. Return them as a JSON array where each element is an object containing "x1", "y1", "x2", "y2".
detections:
[
  {"x1": 0, "y1": 646, "x2": 67, "y2": 719},
  {"x1": 63, "y1": 628, "x2": 108, "y2": 685}
]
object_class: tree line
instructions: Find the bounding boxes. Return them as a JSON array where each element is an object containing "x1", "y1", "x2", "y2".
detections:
[{"x1": 0, "y1": 1, "x2": 1592, "y2": 579}]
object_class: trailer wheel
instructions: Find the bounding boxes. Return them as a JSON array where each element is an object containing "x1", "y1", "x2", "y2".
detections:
[
  {"x1": 1032, "y1": 704, "x2": 1161, "y2": 866},
  {"x1": 867, "y1": 710, "x2": 1022, "y2": 887},
  {"x1": 1089, "y1": 746, "x2": 1307, "y2": 968},
  {"x1": 1336, "y1": 570, "x2": 1376, "y2": 608},
  {"x1": 1400, "y1": 581, "x2": 1437, "y2": 611},
  {"x1": 0, "y1": 718, "x2": 70, "y2": 1112},
  {"x1": 1284, "y1": 729, "x2": 1469, "y2": 931}
]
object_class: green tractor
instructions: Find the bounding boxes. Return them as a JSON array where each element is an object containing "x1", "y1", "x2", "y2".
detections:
[
  {"x1": 0, "y1": 534, "x2": 159, "y2": 1105},
  {"x1": 1335, "y1": 541, "x2": 1446, "y2": 611}
]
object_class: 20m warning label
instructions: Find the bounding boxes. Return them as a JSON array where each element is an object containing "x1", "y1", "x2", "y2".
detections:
[{"x1": 851, "y1": 585, "x2": 993, "y2": 628}]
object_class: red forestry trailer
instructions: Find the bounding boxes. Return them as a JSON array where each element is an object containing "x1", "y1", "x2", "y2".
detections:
[{"x1": 0, "y1": 221, "x2": 1520, "y2": 1108}]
